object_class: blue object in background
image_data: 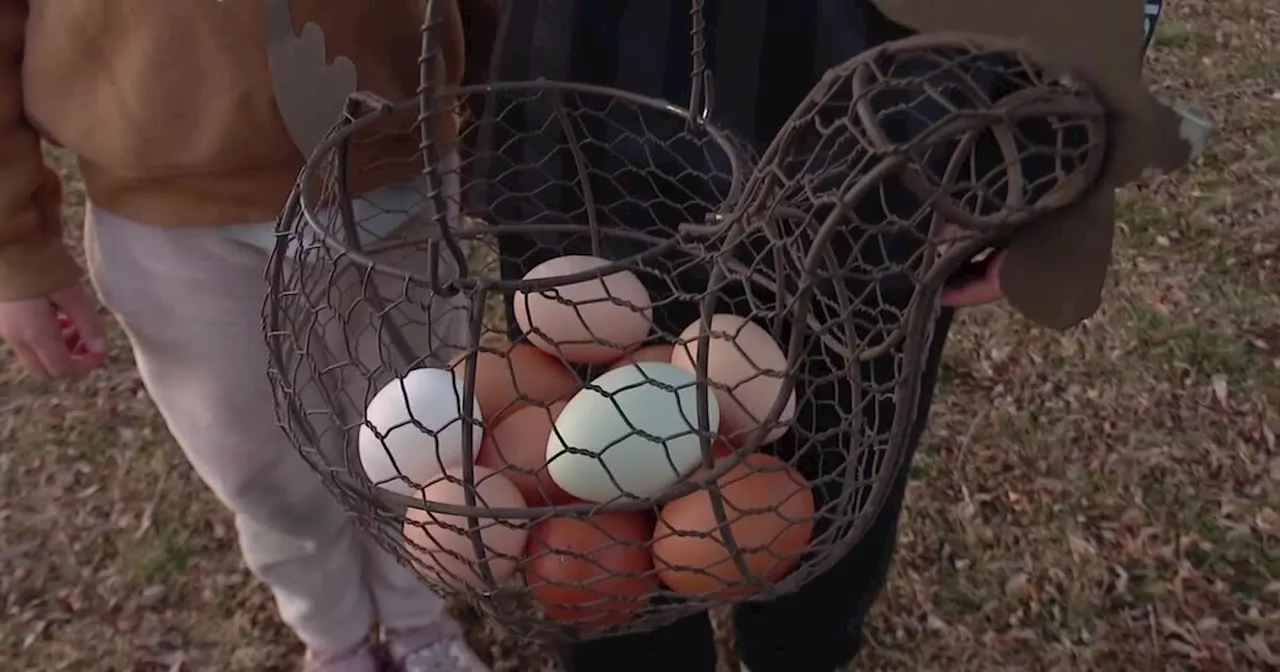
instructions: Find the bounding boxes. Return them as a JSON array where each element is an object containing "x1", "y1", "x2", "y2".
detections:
[{"x1": 1144, "y1": 0, "x2": 1164, "y2": 53}]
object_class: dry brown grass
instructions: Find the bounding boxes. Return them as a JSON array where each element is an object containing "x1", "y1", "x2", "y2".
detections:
[{"x1": 3, "y1": 3, "x2": 1277, "y2": 670}]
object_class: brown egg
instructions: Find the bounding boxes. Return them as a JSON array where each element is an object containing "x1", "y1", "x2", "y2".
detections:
[
  {"x1": 476, "y1": 402, "x2": 574, "y2": 506},
  {"x1": 450, "y1": 342, "x2": 580, "y2": 423},
  {"x1": 652, "y1": 453, "x2": 814, "y2": 598},
  {"x1": 524, "y1": 512, "x2": 659, "y2": 632},
  {"x1": 606, "y1": 343, "x2": 675, "y2": 371}
]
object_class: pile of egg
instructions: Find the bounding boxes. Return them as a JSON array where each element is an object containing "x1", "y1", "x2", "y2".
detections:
[{"x1": 357, "y1": 254, "x2": 813, "y2": 631}]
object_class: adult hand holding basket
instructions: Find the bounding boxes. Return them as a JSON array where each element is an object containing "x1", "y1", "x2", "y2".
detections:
[{"x1": 262, "y1": 0, "x2": 1203, "y2": 647}]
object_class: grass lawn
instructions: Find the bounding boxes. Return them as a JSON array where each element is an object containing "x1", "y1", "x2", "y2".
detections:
[{"x1": 2, "y1": 2, "x2": 1277, "y2": 670}]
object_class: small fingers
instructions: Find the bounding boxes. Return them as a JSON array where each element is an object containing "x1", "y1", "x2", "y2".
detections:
[
  {"x1": 56, "y1": 291, "x2": 108, "y2": 356},
  {"x1": 65, "y1": 341, "x2": 107, "y2": 375},
  {"x1": 22, "y1": 308, "x2": 78, "y2": 379},
  {"x1": 59, "y1": 321, "x2": 107, "y2": 374},
  {"x1": 31, "y1": 337, "x2": 75, "y2": 379},
  {"x1": 10, "y1": 342, "x2": 52, "y2": 381},
  {"x1": 67, "y1": 355, "x2": 107, "y2": 376}
]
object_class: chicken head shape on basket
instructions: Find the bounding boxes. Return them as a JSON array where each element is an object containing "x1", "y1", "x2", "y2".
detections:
[{"x1": 262, "y1": 0, "x2": 1206, "y2": 645}]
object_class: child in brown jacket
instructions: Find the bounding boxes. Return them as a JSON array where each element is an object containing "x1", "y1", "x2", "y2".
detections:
[{"x1": 0, "y1": 2, "x2": 488, "y2": 670}]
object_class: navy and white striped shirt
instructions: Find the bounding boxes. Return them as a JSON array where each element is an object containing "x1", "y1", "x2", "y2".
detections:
[
  {"x1": 490, "y1": 0, "x2": 916, "y2": 150},
  {"x1": 483, "y1": 0, "x2": 1162, "y2": 332}
]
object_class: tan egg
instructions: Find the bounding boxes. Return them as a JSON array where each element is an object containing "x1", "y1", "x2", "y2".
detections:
[
  {"x1": 476, "y1": 401, "x2": 575, "y2": 506},
  {"x1": 513, "y1": 255, "x2": 654, "y2": 365},
  {"x1": 402, "y1": 466, "x2": 529, "y2": 591},
  {"x1": 450, "y1": 342, "x2": 581, "y2": 424},
  {"x1": 652, "y1": 453, "x2": 814, "y2": 598},
  {"x1": 671, "y1": 315, "x2": 796, "y2": 446}
]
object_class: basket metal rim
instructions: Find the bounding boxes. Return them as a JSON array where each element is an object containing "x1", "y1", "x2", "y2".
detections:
[{"x1": 292, "y1": 79, "x2": 750, "y2": 289}]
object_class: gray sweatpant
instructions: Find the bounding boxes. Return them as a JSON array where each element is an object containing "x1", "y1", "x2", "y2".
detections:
[{"x1": 84, "y1": 198, "x2": 469, "y2": 653}]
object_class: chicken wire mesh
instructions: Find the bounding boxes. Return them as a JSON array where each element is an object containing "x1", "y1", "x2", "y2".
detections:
[{"x1": 263, "y1": 3, "x2": 1109, "y2": 645}]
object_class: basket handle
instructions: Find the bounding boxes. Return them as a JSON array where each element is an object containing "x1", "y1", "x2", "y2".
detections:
[
  {"x1": 686, "y1": 0, "x2": 714, "y2": 129},
  {"x1": 414, "y1": 0, "x2": 717, "y2": 292},
  {"x1": 419, "y1": 0, "x2": 472, "y2": 296}
]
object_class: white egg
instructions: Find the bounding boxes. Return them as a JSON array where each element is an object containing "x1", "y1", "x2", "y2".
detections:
[
  {"x1": 546, "y1": 362, "x2": 719, "y2": 502},
  {"x1": 359, "y1": 367, "x2": 483, "y2": 496}
]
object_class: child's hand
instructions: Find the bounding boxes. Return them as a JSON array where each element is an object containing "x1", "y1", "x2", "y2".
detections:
[{"x1": 0, "y1": 286, "x2": 107, "y2": 380}]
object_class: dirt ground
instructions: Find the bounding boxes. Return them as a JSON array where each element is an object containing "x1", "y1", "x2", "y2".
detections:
[{"x1": 3, "y1": 3, "x2": 1277, "y2": 671}]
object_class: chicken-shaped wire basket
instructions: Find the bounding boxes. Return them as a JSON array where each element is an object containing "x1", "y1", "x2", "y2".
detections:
[{"x1": 263, "y1": 0, "x2": 1206, "y2": 644}]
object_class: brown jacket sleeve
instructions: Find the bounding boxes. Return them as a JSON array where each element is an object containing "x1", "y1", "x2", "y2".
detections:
[{"x1": 0, "y1": 0, "x2": 81, "y2": 301}]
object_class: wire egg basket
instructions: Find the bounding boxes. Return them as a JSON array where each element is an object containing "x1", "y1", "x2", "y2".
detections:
[{"x1": 263, "y1": 0, "x2": 1109, "y2": 644}]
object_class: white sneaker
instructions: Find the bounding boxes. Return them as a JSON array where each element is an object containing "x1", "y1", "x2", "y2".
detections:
[{"x1": 300, "y1": 643, "x2": 380, "y2": 672}]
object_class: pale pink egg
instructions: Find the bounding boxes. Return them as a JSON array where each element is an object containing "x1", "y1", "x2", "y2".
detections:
[
  {"x1": 512, "y1": 255, "x2": 653, "y2": 365},
  {"x1": 671, "y1": 315, "x2": 796, "y2": 446},
  {"x1": 402, "y1": 466, "x2": 528, "y2": 590}
]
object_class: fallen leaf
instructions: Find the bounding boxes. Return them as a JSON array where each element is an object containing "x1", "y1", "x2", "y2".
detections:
[{"x1": 1210, "y1": 374, "x2": 1229, "y2": 407}]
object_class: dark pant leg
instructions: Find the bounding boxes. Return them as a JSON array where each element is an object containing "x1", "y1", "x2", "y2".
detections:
[
  {"x1": 558, "y1": 614, "x2": 718, "y2": 672},
  {"x1": 734, "y1": 309, "x2": 955, "y2": 672}
]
